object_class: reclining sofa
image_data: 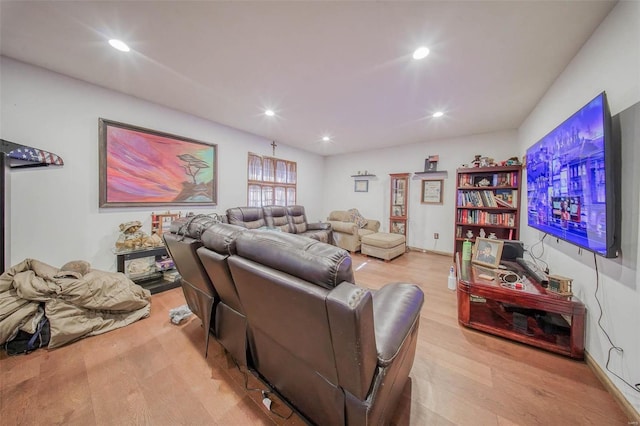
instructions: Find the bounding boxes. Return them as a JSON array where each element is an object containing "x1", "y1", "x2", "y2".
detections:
[
  {"x1": 164, "y1": 217, "x2": 424, "y2": 425},
  {"x1": 226, "y1": 205, "x2": 332, "y2": 243}
]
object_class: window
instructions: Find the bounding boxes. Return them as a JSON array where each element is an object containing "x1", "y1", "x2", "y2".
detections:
[{"x1": 247, "y1": 153, "x2": 297, "y2": 207}]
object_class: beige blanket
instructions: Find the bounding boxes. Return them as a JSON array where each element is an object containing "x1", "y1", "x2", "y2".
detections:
[{"x1": 0, "y1": 259, "x2": 151, "y2": 349}]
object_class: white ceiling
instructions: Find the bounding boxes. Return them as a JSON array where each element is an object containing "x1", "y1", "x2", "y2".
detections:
[{"x1": 0, "y1": 1, "x2": 616, "y2": 156}]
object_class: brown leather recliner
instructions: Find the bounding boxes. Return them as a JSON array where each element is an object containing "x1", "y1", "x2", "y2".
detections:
[
  {"x1": 163, "y1": 215, "x2": 224, "y2": 357},
  {"x1": 226, "y1": 207, "x2": 267, "y2": 229},
  {"x1": 196, "y1": 223, "x2": 250, "y2": 366},
  {"x1": 226, "y1": 230, "x2": 424, "y2": 425},
  {"x1": 286, "y1": 205, "x2": 333, "y2": 243}
]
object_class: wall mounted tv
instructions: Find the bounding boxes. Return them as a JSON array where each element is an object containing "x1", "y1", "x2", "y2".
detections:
[{"x1": 526, "y1": 92, "x2": 620, "y2": 258}]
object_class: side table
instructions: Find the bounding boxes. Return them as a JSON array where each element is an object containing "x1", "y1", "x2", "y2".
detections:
[
  {"x1": 456, "y1": 253, "x2": 585, "y2": 359},
  {"x1": 116, "y1": 246, "x2": 181, "y2": 294}
]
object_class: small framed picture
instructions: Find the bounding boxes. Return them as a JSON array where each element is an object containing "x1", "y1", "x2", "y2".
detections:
[
  {"x1": 354, "y1": 179, "x2": 369, "y2": 192},
  {"x1": 421, "y1": 179, "x2": 443, "y2": 204},
  {"x1": 472, "y1": 238, "x2": 504, "y2": 268}
]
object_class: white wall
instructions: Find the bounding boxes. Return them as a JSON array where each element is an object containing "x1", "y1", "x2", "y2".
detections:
[
  {"x1": 323, "y1": 130, "x2": 518, "y2": 253},
  {"x1": 518, "y1": 1, "x2": 640, "y2": 412},
  {"x1": 0, "y1": 57, "x2": 325, "y2": 271}
]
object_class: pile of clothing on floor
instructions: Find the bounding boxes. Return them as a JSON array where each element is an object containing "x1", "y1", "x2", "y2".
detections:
[{"x1": 0, "y1": 258, "x2": 151, "y2": 354}]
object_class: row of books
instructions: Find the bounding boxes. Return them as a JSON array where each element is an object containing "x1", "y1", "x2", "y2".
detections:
[
  {"x1": 458, "y1": 172, "x2": 519, "y2": 188},
  {"x1": 457, "y1": 189, "x2": 518, "y2": 208},
  {"x1": 456, "y1": 210, "x2": 516, "y2": 227}
]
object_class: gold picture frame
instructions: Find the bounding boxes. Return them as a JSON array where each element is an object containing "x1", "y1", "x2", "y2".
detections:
[
  {"x1": 99, "y1": 118, "x2": 217, "y2": 207},
  {"x1": 421, "y1": 179, "x2": 443, "y2": 204},
  {"x1": 472, "y1": 238, "x2": 504, "y2": 268}
]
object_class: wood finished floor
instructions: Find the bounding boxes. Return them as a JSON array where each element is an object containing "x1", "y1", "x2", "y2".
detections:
[{"x1": 0, "y1": 251, "x2": 630, "y2": 425}]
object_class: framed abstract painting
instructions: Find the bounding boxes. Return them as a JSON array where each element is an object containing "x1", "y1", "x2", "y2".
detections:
[{"x1": 99, "y1": 119, "x2": 217, "y2": 207}]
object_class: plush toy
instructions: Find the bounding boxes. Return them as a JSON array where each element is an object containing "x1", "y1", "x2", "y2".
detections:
[{"x1": 115, "y1": 220, "x2": 163, "y2": 251}]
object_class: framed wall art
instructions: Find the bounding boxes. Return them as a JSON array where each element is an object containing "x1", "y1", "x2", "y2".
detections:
[
  {"x1": 421, "y1": 179, "x2": 443, "y2": 204},
  {"x1": 354, "y1": 179, "x2": 369, "y2": 192},
  {"x1": 99, "y1": 119, "x2": 217, "y2": 207}
]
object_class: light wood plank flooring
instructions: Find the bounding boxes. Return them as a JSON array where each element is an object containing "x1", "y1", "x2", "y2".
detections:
[{"x1": 0, "y1": 251, "x2": 630, "y2": 425}]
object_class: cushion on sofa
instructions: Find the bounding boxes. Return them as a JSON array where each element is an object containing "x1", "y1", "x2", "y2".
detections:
[
  {"x1": 169, "y1": 214, "x2": 225, "y2": 239},
  {"x1": 234, "y1": 230, "x2": 354, "y2": 290},
  {"x1": 291, "y1": 216, "x2": 308, "y2": 234},
  {"x1": 200, "y1": 223, "x2": 247, "y2": 255},
  {"x1": 227, "y1": 207, "x2": 266, "y2": 229},
  {"x1": 348, "y1": 208, "x2": 368, "y2": 228},
  {"x1": 263, "y1": 205, "x2": 293, "y2": 232}
]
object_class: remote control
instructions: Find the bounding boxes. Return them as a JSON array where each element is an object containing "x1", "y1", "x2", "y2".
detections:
[{"x1": 516, "y1": 257, "x2": 549, "y2": 286}]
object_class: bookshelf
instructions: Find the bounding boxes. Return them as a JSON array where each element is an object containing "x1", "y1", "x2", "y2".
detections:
[{"x1": 454, "y1": 165, "x2": 522, "y2": 257}]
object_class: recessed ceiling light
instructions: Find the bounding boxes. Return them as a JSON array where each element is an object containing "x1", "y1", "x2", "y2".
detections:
[
  {"x1": 412, "y1": 46, "x2": 430, "y2": 60},
  {"x1": 108, "y1": 39, "x2": 130, "y2": 52},
  {"x1": 432, "y1": 111, "x2": 444, "y2": 118},
  {"x1": 322, "y1": 136, "x2": 331, "y2": 142},
  {"x1": 265, "y1": 109, "x2": 275, "y2": 117}
]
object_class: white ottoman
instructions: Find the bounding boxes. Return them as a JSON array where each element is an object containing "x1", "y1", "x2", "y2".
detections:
[{"x1": 361, "y1": 232, "x2": 406, "y2": 261}]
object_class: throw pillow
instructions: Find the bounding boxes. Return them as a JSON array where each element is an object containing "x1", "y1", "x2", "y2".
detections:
[{"x1": 347, "y1": 208, "x2": 368, "y2": 228}]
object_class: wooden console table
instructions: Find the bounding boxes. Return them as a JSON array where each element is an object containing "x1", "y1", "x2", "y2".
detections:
[{"x1": 456, "y1": 253, "x2": 585, "y2": 359}]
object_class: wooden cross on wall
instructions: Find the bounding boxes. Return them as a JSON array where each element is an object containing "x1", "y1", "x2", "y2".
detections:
[{"x1": 271, "y1": 140, "x2": 277, "y2": 156}]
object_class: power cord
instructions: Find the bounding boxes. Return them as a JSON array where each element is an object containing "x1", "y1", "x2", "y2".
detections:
[
  {"x1": 525, "y1": 233, "x2": 549, "y2": 272},
  {"x1": 231, "y1": 357, "x2": 293, "y2": 419},
  {"x1": 592, "y1": 252, "x2": 640, "y2": 393}
]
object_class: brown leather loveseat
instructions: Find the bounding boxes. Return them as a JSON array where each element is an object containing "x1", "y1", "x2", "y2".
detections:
[
  {"x1": 226, "y1": 205, "x2": 332, "y2": 243},
  {"x1": 165, "y1": 218, "x2": 424, "y2": 425}
]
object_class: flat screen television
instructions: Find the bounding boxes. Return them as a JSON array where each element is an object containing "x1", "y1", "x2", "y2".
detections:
[{"x1": 526, "y1": 92, "x2": 620, "y2": 258}]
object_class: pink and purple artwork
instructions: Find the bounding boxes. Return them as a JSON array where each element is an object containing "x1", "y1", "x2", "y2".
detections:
[{"x1": 99, "y1": 119, "x2": 217, "y2": 207}]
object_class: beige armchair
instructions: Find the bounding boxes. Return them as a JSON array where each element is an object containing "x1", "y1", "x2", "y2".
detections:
[{"x1": 326, "y1": 210, "x2": 380, "y2": 252}]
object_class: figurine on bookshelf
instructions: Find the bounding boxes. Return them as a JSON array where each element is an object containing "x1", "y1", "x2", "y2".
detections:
[
  {"x1": 466, "y1": 230, "x2": 474, "y2": 239},
  {"x1": 475, "y1": 177, "x2": 491, "y2": 187},
  {"x1": 424, "y1": 155, "x2": 439, "y2": 172},
  {"x1": 479, "y1": 228, "x2": 486, "y2": 238},
  {"x1": 502, "y1": 156, "x2": 522, "y2": 166}
]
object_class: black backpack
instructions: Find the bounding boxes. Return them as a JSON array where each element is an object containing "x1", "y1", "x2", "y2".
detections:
[{"x1": 4, "y1": 316, "x2": 51, "y2": 356}]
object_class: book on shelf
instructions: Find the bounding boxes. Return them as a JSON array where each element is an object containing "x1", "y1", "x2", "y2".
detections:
[{"x1": 495, "y1": 189, "x2": 518, "y2": 207}]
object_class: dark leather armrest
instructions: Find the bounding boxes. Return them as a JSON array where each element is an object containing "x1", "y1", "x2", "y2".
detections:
[
  {"x1": 327, "y1": 282, "x2": 377, "y2": 399},
  {"x1": 372, "y1": 283, "x2": 424, "y2": 366},
  {"x1": 307, "y1": 222, "x2": 332, "y2": 231}
]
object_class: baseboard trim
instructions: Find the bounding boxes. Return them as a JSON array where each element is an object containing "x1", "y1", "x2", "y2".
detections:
[
  {"x1": 407, "y1": 246, "x2": 452, "y2": 257},
  {"x1": 585, "y1": 350, "x2": 640, "y2": 422}
]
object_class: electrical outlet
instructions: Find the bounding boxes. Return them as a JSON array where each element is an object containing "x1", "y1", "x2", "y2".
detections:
[{"x1": 434, "y1": 233, "x2": 439, "y2": 239}]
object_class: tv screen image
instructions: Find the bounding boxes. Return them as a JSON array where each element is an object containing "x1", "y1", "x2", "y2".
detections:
[{"x1": 526, "y1": 92, "x2": 619, "y2": 257}]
